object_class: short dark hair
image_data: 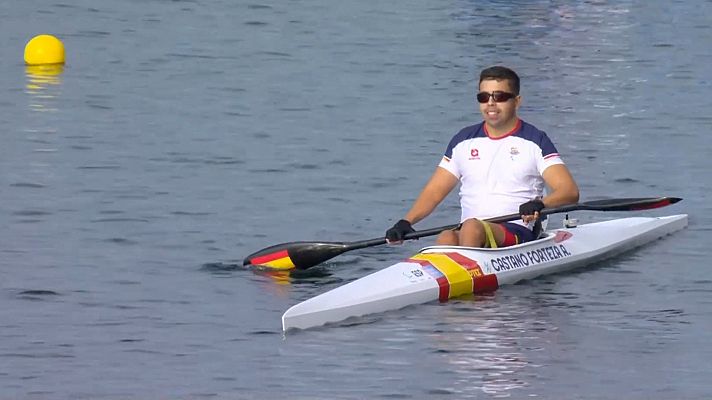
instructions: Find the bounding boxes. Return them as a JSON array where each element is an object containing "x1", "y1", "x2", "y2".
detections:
[{"x1": 479, "y1": 66, "x2": 520, "y2": 95}]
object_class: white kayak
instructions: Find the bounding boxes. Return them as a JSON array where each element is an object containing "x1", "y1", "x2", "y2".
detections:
[{"x1": 282, "y1": 214, "x2": 688, "y2": 331}]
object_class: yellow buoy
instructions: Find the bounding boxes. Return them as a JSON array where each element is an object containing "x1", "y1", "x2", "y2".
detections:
[{"x1": 24, "y1": 34, "x2": 65, "y2": 65}]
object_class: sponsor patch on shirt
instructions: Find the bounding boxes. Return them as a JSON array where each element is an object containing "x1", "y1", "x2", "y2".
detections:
[{"x1": 469, "y1": 148, "x2": 480, "y2": 160}]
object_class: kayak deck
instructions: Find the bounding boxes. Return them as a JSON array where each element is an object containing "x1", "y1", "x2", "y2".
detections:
[{"x1": 282, "y1": 215, "x2": 688, "y2": 331}]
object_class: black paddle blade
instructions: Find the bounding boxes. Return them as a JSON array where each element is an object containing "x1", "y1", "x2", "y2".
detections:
[
  {"x1": 243, "y1": 241, "x2": 350, "y2": 270},
  {"x1": 580, "y1": 197, "x2": 682, "y2": 211},
  {"x1": 629, "y1": 196, "x2": 682, "y2": 210}
]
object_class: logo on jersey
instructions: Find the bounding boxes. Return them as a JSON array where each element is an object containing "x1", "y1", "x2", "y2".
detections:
[
  {"x1": 469, "y1": 148, "x2": 480, "y2": 160},
  {"x1": 510, "y1": 147, "x2": 519, "y2": 160}
]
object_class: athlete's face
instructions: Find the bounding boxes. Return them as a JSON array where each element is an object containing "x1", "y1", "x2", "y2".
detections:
[{"x1": 478, "y1": 78, "x2": 521, "y2": 135}]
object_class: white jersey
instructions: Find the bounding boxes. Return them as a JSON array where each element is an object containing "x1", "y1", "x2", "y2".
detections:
[{"x1": 437, "y1": 119, "x2": 564, "y2": 226}]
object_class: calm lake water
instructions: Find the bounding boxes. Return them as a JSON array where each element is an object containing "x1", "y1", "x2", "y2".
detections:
[{"x1": 2, "y1": 1, "x2": 711, "y2": 399}]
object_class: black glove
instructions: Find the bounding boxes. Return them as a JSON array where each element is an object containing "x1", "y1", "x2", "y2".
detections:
[
  {"x1": 386, "y1": 219, "x2": 415, "y2": 242},
  {"x1": 519, "y1": 199, "x2": 545, "y2": 216}
]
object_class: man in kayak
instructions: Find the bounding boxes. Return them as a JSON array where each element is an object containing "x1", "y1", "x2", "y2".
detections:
[{"x1": 386, "y1": 66, "x2": 579, "y2": 247}]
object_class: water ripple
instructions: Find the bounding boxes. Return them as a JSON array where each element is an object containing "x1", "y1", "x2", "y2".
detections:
[{"x1": 2, "y1": 0, "x2": 709, "y2": 398}]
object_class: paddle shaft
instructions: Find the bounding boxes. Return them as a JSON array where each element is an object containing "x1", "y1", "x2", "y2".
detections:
[
  {"x1": 332, "y1": 196, "x2": 682, "y2": 252},
  {"x1": 244, "y1": 196, "x2": 681, "y2": 269}
]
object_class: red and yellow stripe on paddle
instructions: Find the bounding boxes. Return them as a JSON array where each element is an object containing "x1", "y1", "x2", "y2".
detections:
[
  {"x1": 248, "y1": 250, "x2": 296, "y2": 270},
  {"x1": 408, "y1": 252, "x2": 498, "y2": 302}
]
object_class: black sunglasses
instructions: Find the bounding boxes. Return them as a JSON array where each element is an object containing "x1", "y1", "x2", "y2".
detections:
[{"x1": 476, "y1": 91, "x2": 516, "y2": 104}]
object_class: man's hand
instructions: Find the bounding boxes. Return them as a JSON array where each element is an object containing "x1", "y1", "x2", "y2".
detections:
[
  {"x1": 386, "y1": 219, "x2": 415, "y2": 244},
  {"x1": 519, "y1": 199, "x2": 545, "y2": 224}
]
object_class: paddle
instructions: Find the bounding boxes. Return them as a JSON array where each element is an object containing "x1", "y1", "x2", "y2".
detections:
[{"x1": 244, "y1": 196, "x2": 681, "y2": 270}]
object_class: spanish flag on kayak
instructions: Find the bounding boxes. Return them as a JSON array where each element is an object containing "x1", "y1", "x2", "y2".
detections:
[{"x1": 409, "y1": 252, "x2": 498, "y2": 301}]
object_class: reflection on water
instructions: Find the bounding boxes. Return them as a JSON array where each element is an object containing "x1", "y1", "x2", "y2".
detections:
[
  {"x1": 426, "y1": 296, "x2": 554, "y2": 398},
  {"x1": 25, "y1": 64, "x2": 63, "y2": 113},
  {"x1": 254, "y1": 268, "x2": 292, "y2": 286}
]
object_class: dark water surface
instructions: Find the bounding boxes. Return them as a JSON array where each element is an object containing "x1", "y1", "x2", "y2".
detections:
[{"x1": 2, "y1": 1, "x2": 711, "y2": 398}]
